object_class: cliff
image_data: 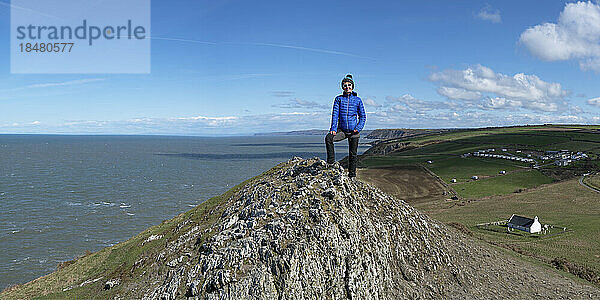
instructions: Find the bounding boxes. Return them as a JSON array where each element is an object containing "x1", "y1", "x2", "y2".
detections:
[{"x1": 2, "y1": 157, "x2": 599, "y2": 299}]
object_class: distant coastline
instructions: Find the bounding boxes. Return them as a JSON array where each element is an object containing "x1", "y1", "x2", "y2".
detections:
[
  {"x1": 254, "y1": 129, "x2": 373, "y2": 136},
  {"x1": 254, "y1": 128, "x2": 447, "y2": 140}
]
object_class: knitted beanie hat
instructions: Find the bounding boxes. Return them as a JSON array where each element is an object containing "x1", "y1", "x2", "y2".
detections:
[{"x1": 341, "y1": 74, "x2": 354, "y2": 88}]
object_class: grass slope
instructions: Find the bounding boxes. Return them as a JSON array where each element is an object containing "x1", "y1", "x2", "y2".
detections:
[
  {"x1": 586, "y1": 174, "x2": 600, "y2": 190},
  {"x1": 452, "y1": 170, "x2": 554, "y2": 199},
  {"x1": 357, "y1": 125, "x2": 600, "y2": 286},
  {"x1": 361, "y1": 125, "x2": 600, "y2": 199},
  {"x1": 1, "y1": 163, "x2": 287, "y2": 299},
  {"x1": 419, "y1": 179, "x2": 600, "y2": 284}
]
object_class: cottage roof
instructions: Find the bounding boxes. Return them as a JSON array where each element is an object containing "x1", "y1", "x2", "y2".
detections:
[{"x1": 508, "y1": 215, "x2": 535, "y2": 227}]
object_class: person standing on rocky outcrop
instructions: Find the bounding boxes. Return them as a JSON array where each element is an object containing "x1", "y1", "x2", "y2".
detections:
[{"x1": 325, "y1": 74, "x2": 366, "y2": 178}]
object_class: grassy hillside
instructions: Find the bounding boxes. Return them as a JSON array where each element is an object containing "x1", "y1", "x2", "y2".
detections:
[
  {"x1": 1, "y1": 163, "x2": 286, "y2": 299},
  {"x1": 360, "y1": 125, "x2": 600, "y2": 199},
  {"x1": 358, "y1": 125, "x2": 600, "y2": 285},
  {"x1": 418, "y1": 179, "x2": 600, "y2": 284},
  {"x1": 585, "y1": 173, "x2": 600, "y2": 190},
  {"x1": 451, "y1": 170, "x2": 553, "y2": 199}
]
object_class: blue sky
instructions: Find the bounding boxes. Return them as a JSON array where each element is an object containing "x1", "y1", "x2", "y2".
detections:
[{"x1": 1, "y1": 0, "x2": 600, "y2": 135}]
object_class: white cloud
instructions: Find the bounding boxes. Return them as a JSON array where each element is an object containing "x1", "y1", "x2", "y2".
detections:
[
  {"x1": 271, "y1": 91, "x2": 294, "y2": 98},
  {"x1": 477, "y1": 7, "x2": 502, "y2": 23},
  {"x1": 430, "y1": 65, "x2": 568, "y2": 111},
  {"x1": 175, "y1": 115, "x2": 239, "y2": 127},
  {"x1": 4, "y1": 107, "x2": 599, "y2": 134},
  {"x1": 519, "y1": 1, "x2": 600, "y2": 71},
  {"x1": 273, "y1": 98, "x2": 328, "y2": 110},
  {"x1": 364, "y1": 98, "x2": 381, "y2": 107},
  {"x1": 483, "y1": 97, "x2": 522, "y2": 109},
  {"x1": 386, "y1": 94, "x2": 456, "y2": 113},
  {"x1": 588, "y1": 97, "x2": 600, "y2": 106},
  {"x1": 7, "y1": 120, "x2": 41, "y2": 128},
  {"x1": 437, "y1": 87, "x2": 481, "y2": 101},
  {"x1": 41, "y1": 111, "x2": 331, "y2": 135},
  {"x1": 176, "y1": 115, "x2": 238, "y2": 121}
]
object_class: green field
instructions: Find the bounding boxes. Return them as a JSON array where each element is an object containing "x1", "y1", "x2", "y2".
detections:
[
  {"x1": 358, "y1": 153, "x2": 449, "y2": 167},
  {"x1": 452, "y1": 170, "x2": 554, "y2": 199},
  {"x1": 427, "y1": 157, "x2": 527, "y2": 183},
  {"x1": 358, "y1": 125, "x2": 600, "y2": 286},
  {"x1": 361, "y1": 125, "x2": 600, "y2": 199},
  {"x1": 417, "y1": 179, "x2": 600, "y2": 284}
]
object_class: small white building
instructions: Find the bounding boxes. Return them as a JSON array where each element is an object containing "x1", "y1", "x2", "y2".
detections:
[
  {"x1": 451, "y1": 178, "x2": 457, "y2": 183},
  {"x1": 507, "y1": 214, "x2": 542, "y2": 233},
  {"x1": 499, "y1": 170, "x2": 506, "y2": 175},
  {"x1": 471, "y1": 175, "x2": 479, "y2": 180},
  {"x1": 427, "y1": 160, "x2": 433, "y2": 164}
]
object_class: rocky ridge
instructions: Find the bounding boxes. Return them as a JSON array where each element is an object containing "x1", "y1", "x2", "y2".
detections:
[
  {"x1": 140, "y1": 157, "x2": 599, "y2": 299},
  {"x1": 4, "y1": 157, "x2": 599, "y2": 299}
]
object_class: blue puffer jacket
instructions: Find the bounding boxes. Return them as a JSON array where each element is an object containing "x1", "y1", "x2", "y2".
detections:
[{"x1": 329, "y1": 91, "x2": 366, "y2": 133}]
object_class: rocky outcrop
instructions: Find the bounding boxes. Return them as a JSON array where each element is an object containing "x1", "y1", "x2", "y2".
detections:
[
  {"x1": 138, "y1": 158, "x2": 598, "y2": 299},
  {"x1": 6, "y1": 157, "x2": 599, "y2": 299}
]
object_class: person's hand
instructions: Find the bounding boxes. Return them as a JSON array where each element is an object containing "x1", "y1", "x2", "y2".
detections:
[{"x1": 330, "y1": 131, "x2": 336, "y2": 135}]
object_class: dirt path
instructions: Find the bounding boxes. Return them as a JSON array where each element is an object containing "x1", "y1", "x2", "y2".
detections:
[{"x1": 358, "y1": 165, "x2": 454, "y2": 204}]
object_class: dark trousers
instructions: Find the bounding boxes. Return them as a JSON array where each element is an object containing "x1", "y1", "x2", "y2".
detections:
[{"x1": 325, "y1": 131, "x2": 359, "y2": 177}]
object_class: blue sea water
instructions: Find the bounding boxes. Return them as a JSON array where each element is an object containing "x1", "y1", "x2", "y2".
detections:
[{"x1": 0, "y1": 134, "x2": 370, "y2": 290}]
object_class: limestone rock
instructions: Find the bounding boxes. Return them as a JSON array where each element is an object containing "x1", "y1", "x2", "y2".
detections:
[{"x1": 64, "y1": 157, "x2": 600, "y2": 299}]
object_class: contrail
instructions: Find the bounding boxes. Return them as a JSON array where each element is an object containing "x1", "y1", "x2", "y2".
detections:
[
  {"x1": 149, "y1": 36, "x2": 375, "y2": 60},
  {"x1": 3, "y1": 3, "x2": 373, "y2": 59},
  {"x1": 0, "y1": 1, "x2": 61, "y2": 20},
  {"x1": 227, "y1": 41, "x2": 374, "y2": 59},
  {"x1": 149, "y1": 36, "x2": 217, "y2": 45},
  {"x1": 2, "y1": 78, "x2": 105, "y2": 92}
]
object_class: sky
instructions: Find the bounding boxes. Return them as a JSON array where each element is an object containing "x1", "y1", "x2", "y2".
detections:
[{"x1": 1, "y1": 0, "x2": 600, "y2": 135}]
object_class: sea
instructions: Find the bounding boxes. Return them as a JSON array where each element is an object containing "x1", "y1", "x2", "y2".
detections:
[{"x1": 0, "y1": 134, "x2": 371, "y2": 290}]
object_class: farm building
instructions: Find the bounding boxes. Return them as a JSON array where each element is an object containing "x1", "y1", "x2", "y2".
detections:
[
  {"x1": 451, "y1": 178, "x2": 457, "y2": 183},
  {"x1": 426, "y1": 160, "x2": 433, "y2": 164},
  {"x1": 507, "y1": 214, "x2": 542, "y2": 233},
  {"x1": 471, "y1": 176, "x2": 478, "y2": 180},
  {"x1": 499, "y1": 170, "x2": 506, "y2": 174}
]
